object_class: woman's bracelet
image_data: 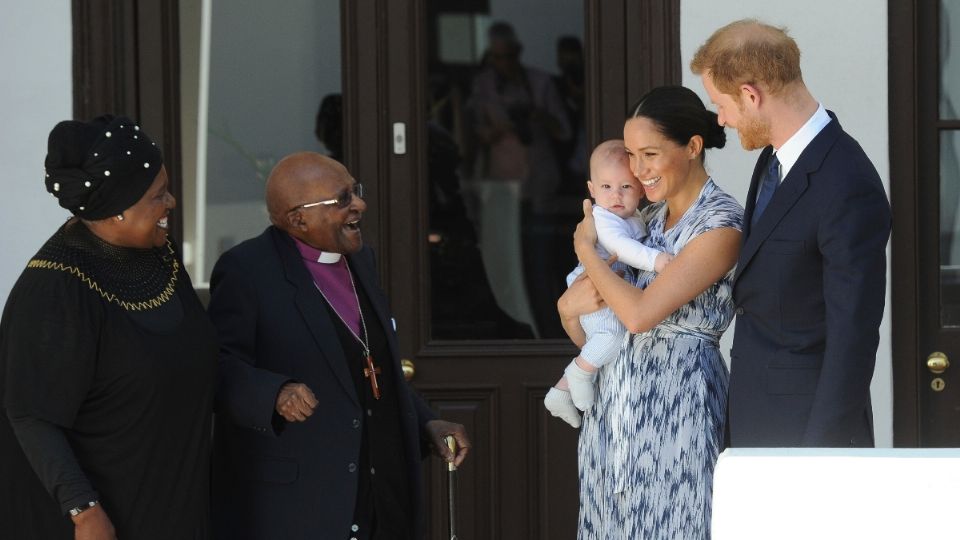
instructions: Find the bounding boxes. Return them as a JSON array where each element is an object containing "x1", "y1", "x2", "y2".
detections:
[{"x1": 68, "y1": 500, "x2": 98, "y2": 517}]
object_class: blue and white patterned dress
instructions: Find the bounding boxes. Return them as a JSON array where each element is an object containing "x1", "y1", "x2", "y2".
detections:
[{"x1": 577, "y1": 178, "x2": 743, "y2": 540}]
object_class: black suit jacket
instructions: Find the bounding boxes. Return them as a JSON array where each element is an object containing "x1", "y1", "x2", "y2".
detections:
[
  {"x1": 729, "y1": 112, "x2": 891, "y2": 447},
  {"x1": 208, "y1": 227, "x2": 435, "y2": 539}
]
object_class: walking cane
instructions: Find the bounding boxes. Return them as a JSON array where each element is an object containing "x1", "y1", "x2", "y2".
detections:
[{"x1": 445, "y1": 435, "x2": 458, "y2": 540}]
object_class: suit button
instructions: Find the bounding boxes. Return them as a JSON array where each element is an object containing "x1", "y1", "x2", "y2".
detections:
[
  {"x1": 352, "y1": 418, "x2": 360, "y2": 429},
  {"x1": 348, "y1": 462, "x2": 357, "y2": 473},
  {"x1": 735, "y1": 306, "x2": 744, "y2": 315}
]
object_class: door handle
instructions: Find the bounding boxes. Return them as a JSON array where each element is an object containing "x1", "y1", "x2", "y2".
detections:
[
  {"x1": 927, "y1": 352, "x2": 950, "y2": 374},
  {"x1": 401, "y1": 358, "x2": 415, "y2": 381}
]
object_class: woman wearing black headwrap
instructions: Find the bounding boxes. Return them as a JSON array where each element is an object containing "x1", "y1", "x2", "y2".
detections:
[{"x1": 0, "y1": 116, "x2": 216, "y2": 539}]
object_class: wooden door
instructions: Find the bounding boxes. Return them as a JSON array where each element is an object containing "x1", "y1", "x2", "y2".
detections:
[
  {"x1": 891, "y1": 0, "x2": 960, "y2": 446},
  {"x1": 344, "y1": 1, "x2": 680, "y2": 537}
]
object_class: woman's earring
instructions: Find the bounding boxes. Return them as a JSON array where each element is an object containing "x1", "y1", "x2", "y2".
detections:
[{"x1": 116, "y1": 214, "x2": 125, "y2": 222}]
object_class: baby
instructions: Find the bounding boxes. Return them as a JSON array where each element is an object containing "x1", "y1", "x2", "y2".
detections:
[{"x1": 544, "y1": 139, "x2": 672, "y2": 428}]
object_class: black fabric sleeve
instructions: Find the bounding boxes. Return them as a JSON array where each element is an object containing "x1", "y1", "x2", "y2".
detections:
[
  {"x1": 6, "y1": 411, "x2": 98, "y2": 515},
  {"x1": 2, "y1": 270, "x2": 101, "y2": 428},
  {"x1": 208, "y1": 250, "x2": 292, "y2": 435},
  {"x1": 1, "y1": 269, "x2": 103, "y2": 514}
]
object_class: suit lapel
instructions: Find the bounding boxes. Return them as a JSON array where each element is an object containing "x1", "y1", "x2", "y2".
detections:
[
  {"x1": 735, "y1": 168, "x2": 809, "y2": 283},
  {"x1": 271, "y1": 228, "x2": 360, "y2": 406},
  {"x1": 734, "y1": 116, "x2": 842, "y2": 284},
  {"x1": 741, "y1": 146, "x2": 772, "y2": 239}
]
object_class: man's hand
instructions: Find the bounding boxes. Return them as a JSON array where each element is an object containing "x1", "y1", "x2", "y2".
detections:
[
  {"x1": 72, "y1": 504, "x2": 116, "y2": 540},
  {"x1": 425, "y1": 419, "x2": 470, "y2": 468},
  {"x1": 275, "y1": 382, "x2": 318, "y2": 422}
]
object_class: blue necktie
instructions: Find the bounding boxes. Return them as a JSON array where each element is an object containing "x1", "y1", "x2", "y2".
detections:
[{"x1": 751, "y1": 153, "x2": 781, "y2": 226}]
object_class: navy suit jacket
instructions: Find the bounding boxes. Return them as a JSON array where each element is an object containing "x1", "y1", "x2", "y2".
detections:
[
  {"x1": 208, "y1": 227, "x2": 435, "y2": 539},
  {"x1": 729, "y1": 112, "x2": 891, "y2": 447}
]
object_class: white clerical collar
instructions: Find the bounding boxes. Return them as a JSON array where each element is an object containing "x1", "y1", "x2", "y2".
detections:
[
  {"x1": 774, "y1": 104, "x2": 831, "y2": 181},
  {"x1": 290, "y1": 234, "x2": 344, "y2": 264},
  {"x1": 316, "y1": 252, "x2": 342, "y2": 264}
]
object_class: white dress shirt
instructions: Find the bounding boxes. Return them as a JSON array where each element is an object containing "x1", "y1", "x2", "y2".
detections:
[{"x1": 774, "y1": 103, "x2": 832, "y2": 181}]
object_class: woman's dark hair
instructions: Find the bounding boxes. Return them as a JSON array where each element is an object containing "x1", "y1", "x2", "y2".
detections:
[{"x1": 628, "y1": 85, "x2": 726, "y2": 157}]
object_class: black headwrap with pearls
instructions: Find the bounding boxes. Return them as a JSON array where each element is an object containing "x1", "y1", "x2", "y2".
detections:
[{"x1": 44, "y1": 115, "x2": 163, "y2": 220}]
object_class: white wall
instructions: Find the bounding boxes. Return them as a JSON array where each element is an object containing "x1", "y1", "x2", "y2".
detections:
[
  {"x1": 681, "y1": 2, "x2": 893, "y2": 447},
  {"x1": 0, "y1": 2, "x2": 73, "y2": 307}
]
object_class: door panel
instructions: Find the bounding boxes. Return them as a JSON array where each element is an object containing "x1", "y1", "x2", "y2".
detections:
[
  {"x1": 893, "y1": 0, "x2": 960, "y2": 446},
  {"x1": 415, "y1": 355, "x2": 579, "y2": 539},
  {"x1": 414, "y1": 6, "x2": 585, "y2": 536},
  {"x1": 423, "y1": 386, "x2": 497, "y2": 539},
  {"x1": 921, "y1": 0, "x2": 960, "y2": 446}
]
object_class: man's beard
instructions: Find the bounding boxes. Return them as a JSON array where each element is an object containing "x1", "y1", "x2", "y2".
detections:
[{"x1": 737, "y1": 112, "x2": 772, "y2": 151}]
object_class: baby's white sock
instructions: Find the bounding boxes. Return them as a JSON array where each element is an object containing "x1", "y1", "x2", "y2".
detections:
[{"x1": 544, "y1": 387, "x2": 581, "y2": 428}]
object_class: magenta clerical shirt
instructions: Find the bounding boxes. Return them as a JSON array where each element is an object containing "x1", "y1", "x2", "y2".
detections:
[{"x1": 292, "y1": 236, "x2": 363, "y2": 338}]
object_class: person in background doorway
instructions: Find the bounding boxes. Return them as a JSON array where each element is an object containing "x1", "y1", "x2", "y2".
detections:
[
  {"x1": 315, "y1": 93, "x2": 344, "y2": 163},
  {"x1": 467, "y1": 21, "x2": 574, "y2": 338},
  {"x1": 553, "y1": 35, "x2": 587, "y2": 187}
]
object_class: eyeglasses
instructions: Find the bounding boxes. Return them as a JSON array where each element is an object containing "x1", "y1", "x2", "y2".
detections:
[{"x1": 288, "y1": 183, "x2": 364, "y2": 213}]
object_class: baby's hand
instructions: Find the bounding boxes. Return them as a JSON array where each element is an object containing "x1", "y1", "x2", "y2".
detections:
[{"x1": 654, "y1": 252, "x2": 674, "y2": 273}]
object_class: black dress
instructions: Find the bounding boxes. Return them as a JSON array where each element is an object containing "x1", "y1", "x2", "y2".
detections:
[{"x1": 0, "y1": 221, "x2": 217, "y2": 539}]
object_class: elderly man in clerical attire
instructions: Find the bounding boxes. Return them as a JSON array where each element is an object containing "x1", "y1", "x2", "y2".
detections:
[{"x1": 209, "y1": 152, "x2": 469, "y2": 540}]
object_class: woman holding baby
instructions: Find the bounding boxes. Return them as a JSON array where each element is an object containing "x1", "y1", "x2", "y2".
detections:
[{"x1": 558, "y1": 85, "x2": 743, "y2": 539}]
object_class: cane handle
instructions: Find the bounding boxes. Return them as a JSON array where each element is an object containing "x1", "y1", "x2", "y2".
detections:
[{"x1": 445, "y1": 435, "x2": 457, "y2": 471}]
